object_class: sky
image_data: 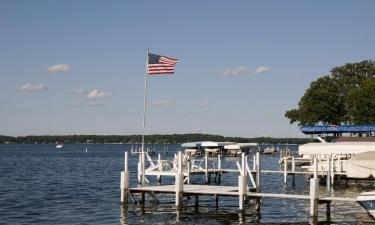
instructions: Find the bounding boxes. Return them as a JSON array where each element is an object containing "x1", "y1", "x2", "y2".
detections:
[{"x1": 1, "y1": 1, "x2": 375, "y2": 138}]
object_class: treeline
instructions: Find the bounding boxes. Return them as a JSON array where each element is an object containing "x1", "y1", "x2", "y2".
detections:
[{"x1": 0, "y1": 134, "x2": 309, "y2": 144}]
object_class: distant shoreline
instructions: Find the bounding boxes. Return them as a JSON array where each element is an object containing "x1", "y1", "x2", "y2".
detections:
[{"x1": 0, "y1": 134, "x2": 309, "y2": 145}]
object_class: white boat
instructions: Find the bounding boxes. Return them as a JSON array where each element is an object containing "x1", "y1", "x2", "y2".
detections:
[
  {"x1": 299, "y1": 141, "x2": 375, "y2": 159},
  {"x1": 182, "y1": 141, "x2": 257, "y2": 156},
  {"x1": 357, "y1": 191, "x2": 375, "y2": 219},
  {"x1": 347, "y1": 151, "x2": 375, "y2": 178},
  {"x1": 224, "y1": 143, "x2": 258, "y2": 155},
  {"x1": 262, "y1": 146, "x2": 277, "y2": 155},
  {"x1": 56, "y1": 144, "x2": 64, "y2": 149}
]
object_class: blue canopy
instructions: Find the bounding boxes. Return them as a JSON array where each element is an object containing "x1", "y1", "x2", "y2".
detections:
[{"x1": 300, "y1": 125, "x2": 375, "y2": 134}]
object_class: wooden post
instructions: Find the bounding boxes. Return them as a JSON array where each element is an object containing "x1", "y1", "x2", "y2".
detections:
[
  {"x1": 157, "y1": 153, "x2": 161, "y2": 184},
  {"x1": 187, "y1": 155, "x2": 191, "y2": 184},
  {"x1": 313, "y1": 157, "x2": 318, "y2": 179},
  {"x1": 239, "y1": 153, "x2": 247, "y2": 211},
  {"x1": 204, "y1": 155, "x2": 208, "y2": 184},
  {"x1": 326, "y1": 156, "x2": 331, "y2": 196},
  {"x1": 253, "y1": 155, "x2": 256, "y2": 171},
  {"x1": 137, "y1": 154, "x2": 141, "y2": 184},
  {"x1": 195, "y1": 195, "x2": 199, "y2": 208},
  {"x1": 310, "y1": 177, "x2": 319, "y2": 220},
  {"x1": 121, "y1": 152, "x2": 129, "y2": 204},
  {"x1": 292, "y1": 156, "x2": 295, "y2": 173},
  {"x1": 255, "y1": 152, "x2": 261, "y2": 193},
  {"x1": 218, "y1": 154, "x2": 222, "y2": 183},
  {"x1": 283, "y1": 157, "x2": 287, "y2": 184},
  {"x1": 330, "y1": 155, "x2": 335, "y2": 186},
  {"x1": 175, "y1": 151, "x2": 184, "y2": 208}
]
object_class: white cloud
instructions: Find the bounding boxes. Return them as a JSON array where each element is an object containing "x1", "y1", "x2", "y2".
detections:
[
  {"x1": 86, "y1": 89, "x2": 112, "y2": 99},
  {"x1": 20, "y1": 83, "x2": 48, "y2": 92},
  {"x1": 69, "y1": 88, "x2": 87, "y2": 95},
  {"x1": 219, "y1": 66, "x2": 250, "y2": 76},
  {"x1": 254, "y1": 66, "x2": 270, "y2": 74},
  {"x1": 199, "y1": 102, "x2": 209, "y2": 107},
  {"x1": 47, "y1": 64, "x2": 71, "y2": 73},
  {"x1": 152, "y1": 100, "x2": 175, "y2": 106}
]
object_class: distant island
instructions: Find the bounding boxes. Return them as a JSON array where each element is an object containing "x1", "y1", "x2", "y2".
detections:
[{"x1": 0, "y1": 134, "x2": 309, "y2": 145}]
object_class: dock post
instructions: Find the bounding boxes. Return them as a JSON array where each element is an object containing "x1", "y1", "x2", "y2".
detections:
[
  {"x1": 157, "y1": 154, "x2": 162, "y2": 184},
  {"x1": 253, "y1": 155, "x2": 256, "y2": 171},
  {"x1": 137, "y1": 154, "x2": 141, "y2": 184},
  {"x1": 195, "y1": 195, "x2": 199, "y2": 209},
  {"x1": 175, "y1": 151, "x2": 184, "y2": 209},
  {"x1": 255, "y1": 152, "x2": 261, "y2": 192},
  {"x1": 121, "y1": 152, "x2": 129, "y2": 204},
  {"x1": 291, "y1": 156, "x2": 296, "y2": 186},
  {"x1": 141, "y1": 150, "x2": 146, "y2": 185},
  {"x1": 217, "y1": 155, "x2": 222, "y2": 183},
  {"x1": 292, "y1": 156, "x2": 295, "y2": 173},
  {"x1": 187, "y1": 155, "x2": 191, "y2": 184},
  {"x1": 255, "y1": 152, "x2": 261, "y2": 211},
  {"x1": 204, "y1": 155, "x2": 208, "y2": 184},
  {"x1": 239, "y1": 153, "x2": 247, "y2": 211},
  {"x1": 331, "y1": 156, "x2": 334, "y2": 185},
  {"x1": 283, "y1": 157, "x2": 287, "y2": 184},
  {"x1": 309, "y1": 177, "x2": 319, "y2": 220},
  {"x1": 326, "y1": 155, "x2": 331, "y2": 196}
]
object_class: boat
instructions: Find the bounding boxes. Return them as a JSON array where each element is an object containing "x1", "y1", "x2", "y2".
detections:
[
  {"x1": 346, "y1": 151, "x2": 375, "y2": 178},
  {"x1": 181, "y1": 141, "x2": 257, "y2": 156},
  {"x1": 357, "y1": 191, "x2": 375, "y2": 219},
  {"x1": 223, "y1": 143, "x2": 258, "y2": 156},
  {"x1": 56, "y1": 144, "x2": 64, "y2": 149},
  {"x1": 262, "y1": 146, "x2": 277, "y2": 155}
]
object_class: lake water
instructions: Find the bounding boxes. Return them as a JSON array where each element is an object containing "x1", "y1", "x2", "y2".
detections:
[{"x1": 0, "y1": 144, "x2": 374, "y2": 224}]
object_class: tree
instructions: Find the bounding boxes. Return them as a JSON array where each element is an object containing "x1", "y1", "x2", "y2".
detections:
[
  {"x1": 285, "y1": 76, "x2": 344, "y2": 125},
  {"x1": 346, "y1": 78, "x2": 375, "y2": 124},
  {"x1": 285, "y1": 60, "x2": 375, "y2": 126}
]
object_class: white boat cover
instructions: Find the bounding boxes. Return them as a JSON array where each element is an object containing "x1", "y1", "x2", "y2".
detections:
[
  {"x1": 181, "y1": 142, "x2": 201, "y2": 148},
  {"x1": 347, "y1": 151, "x2": 375, "y2": 178},
  {"x1": 224, "y1": 143, "x2": 258, "y2": 150},
  {"x1": 299, "y1": 142, "x2": 375, "y2": 156},
  {"x1": 181, "y1": 141, "x2": 235, "y2": 148}
]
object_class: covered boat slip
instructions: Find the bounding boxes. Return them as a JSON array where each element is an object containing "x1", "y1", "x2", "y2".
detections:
[
  {"x1": 299, "y1": 142, "x2": 375, "y2": 156},
  {"x1": 297, "y1": 124, "x2": 375, "y2": 180},
  {"x1": 181, "y1": 141, "x2": 259, "y2": 156}
]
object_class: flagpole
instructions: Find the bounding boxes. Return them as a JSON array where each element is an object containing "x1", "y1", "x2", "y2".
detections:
[{"x1": 140, "y1": 49, "x2": 149, "y2": 185}]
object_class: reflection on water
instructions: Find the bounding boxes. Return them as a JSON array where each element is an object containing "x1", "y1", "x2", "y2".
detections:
[{"x1": 0, "y1": 144, "x2": 374, "y2": 225}]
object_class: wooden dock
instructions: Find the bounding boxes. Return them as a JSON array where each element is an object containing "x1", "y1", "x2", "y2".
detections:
[{"x1": 120, "y1": 151, "x2": 373, "y2": 223}]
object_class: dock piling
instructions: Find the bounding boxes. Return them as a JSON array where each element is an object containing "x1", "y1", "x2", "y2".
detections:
[
  {"x1": 283, "y1": 157, "x2": 287, "y2": 184},
  {"x1": 309, "y1": 177, "x2": 319, "y2": 220},
  {"x1": 175, "y1": 151, "x2": 184, "y2": 208},
  {"x1": 121, "y1": 152, "x2": 129, "y2": 204},
  {"x1": 239, "y1": 153, "x2": 247, "y2": 211},
  {"x1": 157, "y1": 154, "x2": 162, "y2": 183},
  {"x1": 204, "y1": 155, "x2": 208, "y2": 184}
]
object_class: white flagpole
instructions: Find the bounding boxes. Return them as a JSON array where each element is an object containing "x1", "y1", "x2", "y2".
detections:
[{"x1": 140, "y1": 49, "x2": 149, "y2": 185}]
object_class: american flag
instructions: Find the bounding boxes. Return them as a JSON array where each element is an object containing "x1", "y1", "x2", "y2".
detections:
[{"x1": 147, "y1": 53, "x2": 178, "y2": 75}]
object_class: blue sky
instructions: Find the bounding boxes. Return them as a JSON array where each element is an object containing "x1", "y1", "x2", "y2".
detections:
[{"x1": 1, "y1": 1, "x2": 375, "y2": 137}]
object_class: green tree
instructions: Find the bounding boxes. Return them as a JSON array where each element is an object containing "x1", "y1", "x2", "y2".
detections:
[
  {"x1": 285, "y1": 76, "x2": 344, "y2": 125},
  {"x1": 346, "y1": 78, "x2": 375, "y2": 124},
  {"x1": 285, "y1": 60, "x2": 375, "y2": 126}
]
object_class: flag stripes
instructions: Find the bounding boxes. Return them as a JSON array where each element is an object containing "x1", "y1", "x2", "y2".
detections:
[{"x1": 147, "y1": 53, "x2": 178, "y2": 75}]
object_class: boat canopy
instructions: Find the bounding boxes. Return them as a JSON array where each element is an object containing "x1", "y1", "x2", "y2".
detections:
[
  {"x1": 300, "y1": 125, "x2": 375, "y2": 134},
  {"x1": 224, "y1": 143, "x2": 258, "y2": 150},
  {"x1": 181, "y1": 141, "x2": 235, "y2": 148}
]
